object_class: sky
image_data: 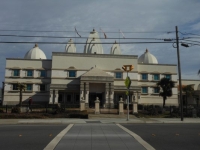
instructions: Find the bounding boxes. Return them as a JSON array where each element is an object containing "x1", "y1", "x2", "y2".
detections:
[{"x1": 0, "y1": 0, "x2": 200, "y2": 87}]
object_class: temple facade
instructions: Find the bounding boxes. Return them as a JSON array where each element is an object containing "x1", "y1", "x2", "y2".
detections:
[{"x1": 3, "y1": 29, "x2": 191, "y2": 109}]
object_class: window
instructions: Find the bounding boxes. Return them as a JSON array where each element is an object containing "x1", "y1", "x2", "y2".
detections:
[
  {"x1": 40, "y1": 70, "x2": 46, "y2": 77},
  {"x1": 153, "y1": 74, "x2": 159, "y2": 80},
  {"x1": 154, "y1": 87, "x2": 160, "y2": 93},
  {"x1": 27, "y1": 70, "x2": 33, "y2": 77},
  {"x1": 40, "y1": 84, "x2": 46, "y2": 91},
  {"x1": 69, "y1": 70, "x2": 76, "y2": 77},
  {"x1": 67, "y1": 94, "x2": 72, "y2": 102},
  {"x1": 13, "y1": 84, "x2": 18, "y2": 90},
  {"x1": 115, "y1": 72, "x2": 122, "y2": 79},
  {"x1": 142, "y1": 87, "x2": 148, "y2": 94},
  {"x1": 58, "y1": 94, "x2": 63, "y2": 102},
  {"x1": 13, "y1": 69, "x2": 20, "y2": 76},
  {"x1": 26, "y1": 84, "x2": 32, "y2": 91},
  {"x1": 141, "y1": 74, "x2": 148, "y2": 80},
  {"x1": 165, "y1": 74, "x2": 171, "y2": 80},
  {"x1": 75, "y1": 94, "x2": 80, "y2": 102}
]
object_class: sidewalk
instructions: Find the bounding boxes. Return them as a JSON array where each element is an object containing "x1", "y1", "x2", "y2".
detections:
[{"x1": 1, "y1": 117, "x2": 200, "y2": 124}]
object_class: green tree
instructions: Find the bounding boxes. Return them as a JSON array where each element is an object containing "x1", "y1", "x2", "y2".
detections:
[
  {"x1": 17, "y1": 83, "x2": 26, "y2": 107},
  {"x1": 157, "y1": 78, "x2": 175, "y2": 108},
  {"x1": 182, "y1": 85, "x2": 194, "y2": 114}
]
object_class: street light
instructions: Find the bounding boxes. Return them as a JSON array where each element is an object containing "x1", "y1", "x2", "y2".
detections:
[
  {"x1": 181, "y1": 43, "x2": 189, "y2": 47},
  {"x1": 122, "y1": 65, "x2": 134, "y2": 121}
]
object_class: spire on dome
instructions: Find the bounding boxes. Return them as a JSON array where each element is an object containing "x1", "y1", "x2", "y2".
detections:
[
  {"x1": 110, "y1": 41, "x2": 121, "y2": 55},
  {"x1": 65, "y1": 39, "x2": 76, "y2": 53},
  {"x1": 34, "y1": 43, "x2": 38, "y2": 47}
]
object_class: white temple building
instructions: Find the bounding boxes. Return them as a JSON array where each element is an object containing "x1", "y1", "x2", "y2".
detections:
[{"x1": 2, "y1": 29, "x2": 200, "y2": 109}]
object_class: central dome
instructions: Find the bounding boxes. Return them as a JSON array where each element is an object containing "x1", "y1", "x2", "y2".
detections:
[
  {"x1": 84, "y1": 29, "x2": 104, "y2": 54},
  {"x1": 24, "y1": 44, "x2": 47, "y2": 59},
  {"x1": 138, "y1": 49, "x2": 158, "y2": 64}
]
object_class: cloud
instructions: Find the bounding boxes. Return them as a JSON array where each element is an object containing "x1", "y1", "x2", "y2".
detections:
[{"x1": 0, "y1": 0, "x2": 200, "y2": 84}]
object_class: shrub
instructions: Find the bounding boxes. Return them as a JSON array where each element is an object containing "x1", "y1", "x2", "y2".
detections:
[
  {"x1": 11, "y1": 107, "x2": 21, "y2": 113},
  {"x1": 0, "y1": 109, "x2": 4, "y2": 113},
  {"x1": 69, "y1": 112, "x2": 88, "y2": 119}
]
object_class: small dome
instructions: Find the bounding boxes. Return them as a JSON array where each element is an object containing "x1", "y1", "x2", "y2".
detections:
[
  {"x1": 24, "y1": 44, "x2": 47, "y2": 59},
  {"x1": 65, "y1": 39, "x2": 76, "y2": 53},
  {"x1": 110, "y1": 41, "x2": 121, "y2": 55},
  {"x1": 138, "y1": 49, "x2": 158, "y2": 64},
  {"x1": 84, "y1": 29, "x2": 104, "y2": 54}
]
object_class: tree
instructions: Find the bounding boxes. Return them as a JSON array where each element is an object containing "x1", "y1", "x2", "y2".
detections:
[
  {"x1": 157, "y1": 78, "x2": 175, "y2": 108},
  {"x1": 182, "y1": 85, "x2": 194, "y2": 114},
  {"x1": 17, "y1": 83, "x2": 26, "y2": 107}
]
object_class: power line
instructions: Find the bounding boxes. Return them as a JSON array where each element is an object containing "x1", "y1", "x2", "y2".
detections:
[
  {"x1": 0, "y1": 29, "x2": 173, "y2": 34},
  {"x1": 0, "y1": 41, "x2": 174, "y2": 45},
  {"x1": 0, "y1": 34, "x2": 175, "y2": 40},
  {"x1": 182, "y1": 39, "x2": 200, "y2": 44},
  {"x1": 179, "y1": 31, "x2": 200, "y2": 37}
]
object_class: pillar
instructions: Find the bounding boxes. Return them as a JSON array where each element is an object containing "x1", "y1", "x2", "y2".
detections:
[
  {"x1": 132, "y1": 91, "x2": 138, "y2": 114},
  {"x1": 119, "y1": 98, "x2": 124, "y2": 115},
  {"x1": 80, "y1": 97, "x2": 85, "y2": 111},
  {"x1": 110, "y1": 82, "x2": 114, "y2": 108},
  {"x1": 105, "y1": 83, "x2": 109, "y2": 108},
  {"x1": 54, "y1": 90, "x2": 58, "y2": 104},
  {"x1": 85, "y1": 82, "x2": 89, "y2": 108},
  {"x1": 132, "y1": 102, "x2": 138, "y2": 114},
  {"x1": 80, "y1": 82, "x2": 84, "y2": 100},
  {"x1": 95, "y1": 97, "x2": 100, "y2": 114},
  {"x1": 49, "y1": 90, "x2": 54, "y2": 104}
]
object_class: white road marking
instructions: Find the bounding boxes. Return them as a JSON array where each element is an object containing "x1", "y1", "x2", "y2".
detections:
[
  {"x1": 117, "y1": 124, "x2": 155, "y2": 150},
  {"x1": 44, "y1": 124, "x2": 74, "y2": 150}
]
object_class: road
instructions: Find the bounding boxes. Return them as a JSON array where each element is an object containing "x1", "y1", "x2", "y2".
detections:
[
  {"x1": 122, "y1": 124, "x2": 200, "y2": 150},
  {"x1": 0, "y1": 123, "x2": 200, "y2": 150},
  {"x1": 0, "y1": 125, "x2": 67, "y2": 150}
]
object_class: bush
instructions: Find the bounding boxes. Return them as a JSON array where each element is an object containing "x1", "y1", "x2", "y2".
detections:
[
  {"x1": 11, "y1": 107, "x2": 21, "y2": 113},
  {"x1": 0, "y1": 109, "x2": 4, "y2": 113},
  {"x1": 69, "y1": 111, "x2": 88, "y2": 119}
]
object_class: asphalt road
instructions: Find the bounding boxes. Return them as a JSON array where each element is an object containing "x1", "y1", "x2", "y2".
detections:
[
  {"x1": 121, "y1": 124, "x2": 200, "y2": 150},
  {"x1": 0, "y1": 124, "x2": 67, "y2": 150}
]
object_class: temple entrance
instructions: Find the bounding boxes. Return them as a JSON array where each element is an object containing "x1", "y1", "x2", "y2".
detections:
[{"x1": 89, "y1": 92, "x2": 103, "y2": 108}]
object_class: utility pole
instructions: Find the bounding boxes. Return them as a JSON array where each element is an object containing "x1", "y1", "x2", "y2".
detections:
[{"x1": 175, "y1": 26, "x2": 183, "y2": 121}]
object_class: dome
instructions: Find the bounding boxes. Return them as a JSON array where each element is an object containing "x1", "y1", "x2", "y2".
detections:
[
  {"x1": 110, "y1": 41, "x2": 121, "y2": 55},
  {"x1": 24, "y1": 44, "x2": 47, "y2": 59},
  {"x1": 84, "y1": 29, "x2": 104, "y2": 54},
  {"x1": 138, "y1": 49, "x2": 158, "y2": 64},
  {"x1": 65, "y1": 39, "x2": 76, "y2": 53}
]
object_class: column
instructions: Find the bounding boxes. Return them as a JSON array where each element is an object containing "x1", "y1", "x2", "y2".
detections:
[
  {"x1": 95, "y1": 97, "x2": 100, "y2": 114},
  {"x1": 80, "y1": 82, "x2": 84, "y2": 100},
  {"x1": 105, "y1": 83, "x2": 109, "y2": 108},
  {"x1": 135, "y1": 91, "x2": 138, "y2": 102},
  {"x1": 132, "y1": 91, "x2": 138, "y2": 114},
  {"x1": 109, "y1": 82, "x2": 114, "y2": 108},
  {"x1": 49, "y1": 90, "x2": 54, "y2": 104},
  {"x1": 119, "y1": 98, "x2": 124, "y2": 115},
  {"x1": 85, "y1": 82, "x2": 89, "y2": 108},
  {"x1": 80, "y1": 97, "x2": 85, "y2": 111},
  {"x1": 54, "y1": 90, "x2": 58, "y2": 104}
]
